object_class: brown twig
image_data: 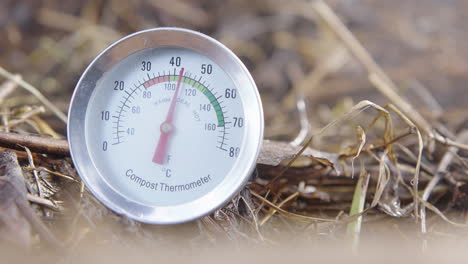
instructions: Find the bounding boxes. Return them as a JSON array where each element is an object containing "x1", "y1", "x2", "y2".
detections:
[{"x1": 0, "y1": 131, "x2": 69, "y2": 156}]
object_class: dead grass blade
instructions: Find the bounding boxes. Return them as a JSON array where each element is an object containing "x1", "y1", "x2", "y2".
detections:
[
  {"x1": 267, "y1": 100, "x2": 391, "y2": 186},
  {"x1": 0, "y1": 66, "x2": 67, "y2": 123},
  {"x1": 420, "y1": 200, "x2": 468, "y2": 228},
  {"x1": 24, "y1": 166, "x2": 78, "y2": 183},
  {"x1": 22, "y1": 146, "x2": 42, "y2": 198},
  {"x1": 290, "y1": 95, "x2": 310, "y2": 146},
  {"x1": 385, "y1": 104, "x2": 424, "y2": 218},
  {"x1": 259, "y1": 192, "x2": 299, "y2": 226},
  {"x1": 250, "y1": 190, "x2": 336, "y2": 222},
  {"x1": 0, "y1": 78, "x2": 18, "y2": 104},
  {"x1": 421, "y1": 130, "x2": 468, "y2": 233},
  {"x1": 5, "y1": 106, "x2": 45, "y2": 128},
  {"x1": 26, "y1": 194, "x2": 59, "y2": 210},
  {"x1": 350, "y1": 126, "x2": 366, "y2": 178},
  {"x1": 369, "y1": 149, "x2": 391, "y2": 208},
  {"x1": 312, "y1": 0, "x2": 433, "y2": 137}
]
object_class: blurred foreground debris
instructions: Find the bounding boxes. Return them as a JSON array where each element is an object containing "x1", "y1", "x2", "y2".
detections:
[{"x1": 0, "y1": 150, "x2": 60, "y2": 248}]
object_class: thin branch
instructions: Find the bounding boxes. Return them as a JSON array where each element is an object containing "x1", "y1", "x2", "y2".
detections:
[{"x1": 0, "y1": 131, "x2": 69, "y2": 156}]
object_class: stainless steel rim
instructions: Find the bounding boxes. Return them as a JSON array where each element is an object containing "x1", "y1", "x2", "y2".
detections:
[{"x1": 67, "y1": 27, "x2": 264, "y2": 224}]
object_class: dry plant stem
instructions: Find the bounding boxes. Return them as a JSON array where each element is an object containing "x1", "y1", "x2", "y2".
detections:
[
  {"x1": 250, "y1": 190, "x2": 336, "y2": 222},
  {"x1": 409, "y1": 81, "x2": 443, "y2": 119},
  {"x1": 23, "y1": 146, "x2": 42, "y2": 198},
  {"x1": 0, "y1": 78, "x2": 18, "y2": 104},
  {"x1": 371, "y1": 73, "x2": 468, "y2": 151},
  {"x1": 267, "y1": 100, "x2": 390, "y2": 186},
  {"x1": 254, "y1": 189, "x2": 270, "y2": 216},
  {"x1": 0, "y1": 131, "x2": 69, "y2": 156},
  {"x1": 340, "y1": 128, "x2": 414, "y2": 160},
  {"x1": 420, "y1": 200, "x2": 468, "y2": 228},
  {"x1": 350, "y1": 126, "x2": 366, "y2": 178},
  {"x1": 31, "y1": 116, "x2": 61, "y2": 139},
  {"x1": 24, "y1": 119, "x2": 42, "y2": 135},
  {"x1": 290, "y1": 95, "x2": 310, "y2": 146},
  {"x1": 432, "y1": 133, "x2": 468, "y2": 151},
  {"x1": 312, "y1": 1, "x2": 433, "y2": 136},
  {"x1": 6, "y1": 106, "x2": 45, "y2": 128},
  {"x1": 395, "y1": 143, "x2": 434, "y2": 175},
  {"x1": 259, "y1": 192, "x2": 299, "y2": 226},
  {"x1": 0, "y1": 147, "x2": 59, "y2": 165},
  {"x1": 420, "y1": 130, "x2": 468, "y2": 233},
  {"x1": 26, "y1": 194, "x2": 59, "y2": 210},
  {"x1": 368, "y1": 73, "x2": 431, "y2": 136},
  {"x1": 237, "y1": 193, "x2": 264, "y2": 241},
  {"x1": 360, "y1": 96, "x2": 423, "y2": 217},
  {"x1": 0, "y1": 66, "x2": 67, "y2": 123},
  {"x1": 369, "y1": 149, "x2": 391, "y2": 208},
  {"x1": 386, "y1": 104, "x2": 424, "y2": 218},
  {"x1": 24, "y1": 166, "x2": 78, "y2": 182},
  {"x1": 1, "y1": 107, "x2": 10, "y2": 133}
]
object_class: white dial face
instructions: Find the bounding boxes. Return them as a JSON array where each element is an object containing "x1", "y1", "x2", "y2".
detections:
[{"x1": 85, "y1": 47, "x2": 245, "y2": 206}]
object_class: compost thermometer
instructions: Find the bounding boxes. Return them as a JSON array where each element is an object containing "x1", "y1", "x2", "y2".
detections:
[{"x1": 68, "y1": 28, "x2": 264, "y2": 224}]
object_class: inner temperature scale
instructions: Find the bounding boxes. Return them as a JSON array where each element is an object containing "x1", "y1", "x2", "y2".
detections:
[{"x1": 68, "y1": 28, "x2": 264, "y2": 224}]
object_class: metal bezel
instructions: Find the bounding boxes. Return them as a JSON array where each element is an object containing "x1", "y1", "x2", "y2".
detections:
[{"x1": 67, "y1": 28, "x2": 264, "y2": 224}]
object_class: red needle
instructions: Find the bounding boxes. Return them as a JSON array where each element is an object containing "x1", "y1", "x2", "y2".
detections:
[{"x1": 152, "y1": 67, "x2": 185, "y2": 164}]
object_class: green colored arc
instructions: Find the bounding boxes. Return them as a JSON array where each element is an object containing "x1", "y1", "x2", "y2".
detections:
[{"x1": 168, "y1": 75, "x2": 225, "y2": 127}]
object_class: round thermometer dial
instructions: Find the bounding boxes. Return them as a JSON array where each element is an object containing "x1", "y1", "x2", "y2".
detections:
[{"x1": 68, "y1": 28, "x2": 263, "y2": 224}]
